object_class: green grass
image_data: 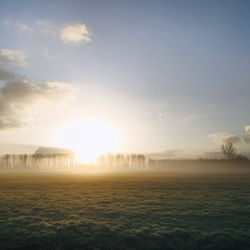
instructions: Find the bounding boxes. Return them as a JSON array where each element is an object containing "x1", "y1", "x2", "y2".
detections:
[{"x1": 1, "y1": 172, "x2": 250, "y2": 249}]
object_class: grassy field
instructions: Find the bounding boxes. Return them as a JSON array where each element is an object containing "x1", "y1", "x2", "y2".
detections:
[{"x1": 1, "y1": 171, "x2": 250, "y2": 249}]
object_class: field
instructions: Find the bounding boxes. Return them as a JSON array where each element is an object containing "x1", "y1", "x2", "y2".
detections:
[{"x1": 1, "y1": 171, "x2": 250, "y2": 249}]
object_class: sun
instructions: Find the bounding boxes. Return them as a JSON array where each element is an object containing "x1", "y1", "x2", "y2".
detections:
[{"x1": 57, "y1": 119, "x2": 119, "y2": 164}]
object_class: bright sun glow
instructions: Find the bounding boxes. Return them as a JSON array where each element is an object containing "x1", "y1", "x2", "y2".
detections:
[{"x1": 57, "y1": 119, "x2": 119, "y2": 164}]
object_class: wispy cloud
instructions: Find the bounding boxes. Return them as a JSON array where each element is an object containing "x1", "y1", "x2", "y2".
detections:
[
  {"x1": 2, "y1": 20, "x2": 32, "y2": 32},
  {"x1": 42, "y1": 48, "x2": 56, "y2": 60},
  {"x1": 2, "y1": 20, "x2": 10, "y2": 25},
  {"x1": 0, "y1": 49, "x2": 28, "y2": 67},
  {"x1": 16, "y1": 22, "x2": 32, "y2": 32},
  {"x1": 36, "y1": 19, "x2": 57, "y2": 41},
  {"x1": 60, "y1": 24, "x2": 91, "y2": 45}
]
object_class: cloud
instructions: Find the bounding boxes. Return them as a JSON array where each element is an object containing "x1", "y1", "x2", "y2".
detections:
[
  {"x1": 0, "y1": 80, "x2": 75, "y2": 130},
  {"x1": 2, "y1": 20, "x2": 10, "y2": 25},
  {"x1": 245, "y1": 126, "x2": 250, "y2": 132},
  {"x1": 3, "y1": 19, "x2": 92, "y2": 48},
  {"x1": 2, "y1": 20, "x2": 32, "y2": 32},
  {"x1": 36, "y1": 19, "x2": 52, "y2": 27},
  {"x1": 210, "y1": 125, "x2": 250, "y2": 145},
  {"x1": 0, "y1": 45, "x2": 75, "y2": 130},
  {"x1": 16, "y1": 22, "x2": 32, "y2": 32},
  {"x1": 0, "y1": 49, "x2": 28, "y2": 67},
  {"x1": 243, "y1": 125, "x2": 250, "y2": 144},
  {"x1": 60, "y1": 24, "x2": 91, "y2": 45},
  {"x1": 209, "y1": 132, "x2": 242, "y2": 145},
  {"x1": 36, "y1": 19, "x2": 57, "y2": 42}
]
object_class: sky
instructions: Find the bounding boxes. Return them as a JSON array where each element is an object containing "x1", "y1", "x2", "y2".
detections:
[{"x1": 0, "y1": 0, "x2": 250, "y2": 158}]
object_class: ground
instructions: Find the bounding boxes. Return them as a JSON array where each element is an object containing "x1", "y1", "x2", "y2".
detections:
[{"x1": 1, "y1": 171, "x2": 250, "y2": 249}]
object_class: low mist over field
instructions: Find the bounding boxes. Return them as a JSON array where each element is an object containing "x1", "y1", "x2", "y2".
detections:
[{"x1": 1, "y1": 0, "x2": 250, "y2": 249}]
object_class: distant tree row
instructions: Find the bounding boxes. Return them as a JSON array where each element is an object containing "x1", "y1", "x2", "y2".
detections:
[
  {"x1": 1, "y1": 143, "x2": 246, "y2": 170},
  {"x1": 96, "y1": 153, "x2": 146, "y2": 168},
  {"x1": 0, "y1": 153, "x2": 148, "y2": 169},
  {"x1": 0, "y1": 153, "x2": 75, "y2": 169}
]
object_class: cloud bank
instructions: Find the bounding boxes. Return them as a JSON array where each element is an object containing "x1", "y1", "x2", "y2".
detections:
[
  {"x1": 209, "y1": 133, "x2": 242, "y2": 145},
  {"x1": 0, "y1": 81, "x2": 74, "y2": 130},
  {"x1": 0, "y1": 47, "x2": 75, "y2": 130},
  {"x1": 210, "y1": 126, "x2": 250, "y2": 145},
  {"x1": 0, "y1": 80, "x2": 74, "y2": 130}
]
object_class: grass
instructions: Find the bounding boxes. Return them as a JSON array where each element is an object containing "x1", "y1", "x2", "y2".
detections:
[{"x1": 1, "y1": 171, "x2": 250, "y2": 249}]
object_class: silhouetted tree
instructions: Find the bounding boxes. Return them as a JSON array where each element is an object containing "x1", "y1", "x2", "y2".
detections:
[{"x1": 221, "y1": 142, "x2": 237, "y2": 160}]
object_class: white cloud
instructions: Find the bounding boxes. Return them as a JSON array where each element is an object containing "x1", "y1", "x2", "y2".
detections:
[
  {"x1": 243, "y1": 125, "x2": 250, "y2": 144},
  {"x1": 0, "y1": 49, "x2": 28, "y2": 67},
  {"x1": 0, "y1": 80, "x2": 75, "y2": 130},
  {"x1": 245, "y1": 126, "x2": 250, "y2": 133},
  {"x1": 60, "y1": 24, "x2": 91, "y2": 45},
  {"x1": 210, "y1": 125, "x2": 250, "y2": 145},
  {"x1": 2, "y1": 19, "x2": 92, "y2": 48},
  {"x1": 209, "y1": 132, "x2": 242, "y2": 145}
]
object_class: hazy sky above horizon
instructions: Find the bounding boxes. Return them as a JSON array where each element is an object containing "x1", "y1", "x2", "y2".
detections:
[{"x1": 0, "y1": 0, "x2": 250, "y2": 157}]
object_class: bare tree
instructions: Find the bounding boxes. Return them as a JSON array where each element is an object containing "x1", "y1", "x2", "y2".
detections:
[{"x1": 221, "y1": 142, "x2": 237, "y2": 160}]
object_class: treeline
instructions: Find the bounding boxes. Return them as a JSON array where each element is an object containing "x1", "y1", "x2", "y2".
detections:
[
  {"x1": 0, "y1": 154, "x2": 75, "y2": 169},
  {"x1": 0, "y1": 153, "x2": 148, "y2": 169},
  {"x1": 96, "y1": 153, "x2": 146, "y2": 168}
]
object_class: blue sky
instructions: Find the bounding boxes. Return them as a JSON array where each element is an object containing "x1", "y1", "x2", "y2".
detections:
[{"x1": 0, "y1": 0, "x2": 250, "y2": 157}]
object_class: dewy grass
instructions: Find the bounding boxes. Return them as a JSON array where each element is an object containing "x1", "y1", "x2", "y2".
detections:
[{"x1": 1, "y1": 172, "x2": 250, "y2": 249}]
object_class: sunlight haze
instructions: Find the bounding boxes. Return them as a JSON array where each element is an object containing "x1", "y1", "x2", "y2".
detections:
[
  {"x1": 56, "y1": 119, "x2": 119, "y2": 163},
  {"x1": 0, "y1": 0, "x2": 249, "y2": 157}
]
